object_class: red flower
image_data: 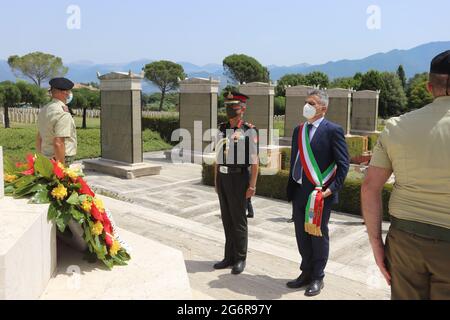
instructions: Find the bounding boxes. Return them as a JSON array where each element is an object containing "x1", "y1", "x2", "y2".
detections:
[
  {"x1": 76, "y1": 177, "x2": 95, "y2": 197},
  {"x1": 102, "y1": 213, "x2": 114, "y2": 247},
  {"x1": 51, "y1": 159, "x2": 65, "y2": 179},
  {"x1": 90, "y1": 204, "x2": 104, "y2": 222},
  {"x1": 21, "y1": 154, "x2": 35, "y2": 176}
]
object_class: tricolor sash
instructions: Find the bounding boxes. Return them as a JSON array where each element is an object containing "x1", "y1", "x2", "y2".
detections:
[{"x1": 298, "y1": 123, "x2": 337, "y2": 237}]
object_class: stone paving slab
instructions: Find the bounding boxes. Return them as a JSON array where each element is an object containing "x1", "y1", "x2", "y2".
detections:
[{"x1": 82, "y1": 151, "x2": 391, "y2": 300}]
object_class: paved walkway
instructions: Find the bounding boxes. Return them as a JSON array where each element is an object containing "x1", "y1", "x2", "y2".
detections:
[{"x1": 83, "y1": 151, "x2": 391, "y2": 300}]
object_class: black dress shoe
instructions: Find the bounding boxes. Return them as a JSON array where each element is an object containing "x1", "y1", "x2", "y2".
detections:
[
  {"x1": 247, "y1": 212, "x2": 254, "y2": 218},
  {"x1": 213, "y1": 259, "x2": 233, "y2": 270},
  {"x1": 286, "y1": 273, "x2": 312, "y2": 289},
  {"x1": 304, "y1": 280, "x2": 324, "y2": 297},
  {"x1": 231, "y1": 260, "x2": 246, "y2": 274}
]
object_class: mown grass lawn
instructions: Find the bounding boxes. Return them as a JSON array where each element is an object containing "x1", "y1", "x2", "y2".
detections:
[{"x1": 0, "y1": 117, "x2": 172, "y2": 162}]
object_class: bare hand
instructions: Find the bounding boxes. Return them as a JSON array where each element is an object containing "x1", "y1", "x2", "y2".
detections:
[
  {"x1": 246, "y1": 188, "x2": 256, "y2": 199},
  {"x1": 322, "y1": 189, "x2": 333, "y2": 198},
  {"x1": 371, "y1": 241, "x2": 391, "y2": 286}
]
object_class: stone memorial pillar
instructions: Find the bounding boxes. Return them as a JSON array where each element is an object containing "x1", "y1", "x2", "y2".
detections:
[
  {"x1": 284, "y1": 85, "x2": 314, "y2": 140},
  {"x1": 239, "y1": 82, "x2": 282, "y2": 172},
  {"x1": 176, "y1": 77, "x2": 219, "y2": 162},
  {"x1": 83, "y1": 71, "x2": 161, "y2": 179},
  {"x1": 326, "y1": 88, "x2": 353, "y2": 135},
  {"x1": 238, "y1": 82, "x2": 275, "y2": 146},
  {"x1": 351, "y1": 90, "x2": 380, "y2": 134}
]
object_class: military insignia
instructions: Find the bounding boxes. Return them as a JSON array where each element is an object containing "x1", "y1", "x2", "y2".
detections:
[
  {"x1": 231, "y1": 131, "x2": 243, "y2": 142},
  {"x1": 227, "y1": 91, "x2": 234, "y2": 99}
]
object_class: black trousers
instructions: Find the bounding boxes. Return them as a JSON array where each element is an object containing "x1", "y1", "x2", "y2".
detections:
[
  {"x1": 292, "y1": 184, "x2": 332, "y2": 280},
  {"x1": 217, "y1": 169, "x2": 249, "y2": 262}
]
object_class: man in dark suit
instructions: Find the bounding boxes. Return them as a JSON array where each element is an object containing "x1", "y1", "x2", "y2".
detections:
[{"x1": 286, "y1": 89, "x2": 350, "y2": 297}]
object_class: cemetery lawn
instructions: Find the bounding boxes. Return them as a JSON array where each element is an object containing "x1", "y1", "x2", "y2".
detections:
[{"x1": 0, "y1": 117, "x2": 172, "y2": 162}]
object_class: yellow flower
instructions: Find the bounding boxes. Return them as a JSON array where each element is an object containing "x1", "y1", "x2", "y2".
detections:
[
  {"x1": 51, "y1": 184, "x2": 67, "y2": 201},
  {"x1": 91, "y1": 221, "x2": 104, "y2": 236},
  {"x1": 64, "y1": 168, "x2": 79, "y2": 180},
  {"x1": 94, "y1": 198, "x2": 105, "y2": 212},
  {"x1": 81, "y1": 199, "x2": 92, "y2": 213},
  {"x1": 109, "y1": 240, "x2": 121, "y2": 257},
  {"x1": 4, "y1": 174, "x2": 18, "y2": 183}
]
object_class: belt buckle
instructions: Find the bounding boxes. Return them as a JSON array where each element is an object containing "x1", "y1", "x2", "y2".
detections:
[{"x1": 219, "y1": 166, "x2": 229, "y2": 174}]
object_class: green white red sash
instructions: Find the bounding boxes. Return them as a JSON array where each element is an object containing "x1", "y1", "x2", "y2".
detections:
[{"x1": 298, "y1": 123, "x2": 337, "y2": 237}]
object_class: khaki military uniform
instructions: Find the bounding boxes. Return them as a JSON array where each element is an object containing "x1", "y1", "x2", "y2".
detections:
[
  {"x1": 370, "y1": 96, "x2": 450, "y2": 300},
  {"x1": 38, "y1": 98, "x2": 77, "y2": 160}
]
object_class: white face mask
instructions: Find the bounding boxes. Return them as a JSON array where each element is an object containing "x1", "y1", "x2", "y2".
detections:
[
  {"x1": 303, "y1": 103, "x2": 317, "y2": 120},
  {"x1": 66, "y1": 92, "x2": 73, "y2": 105}
]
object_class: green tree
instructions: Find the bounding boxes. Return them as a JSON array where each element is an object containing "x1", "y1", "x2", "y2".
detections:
[
  {"x1": 406, "y1": 73, "x2": 434, "y2": 110},
  {"x1": 359, "y1": 70, "x2": 387, "y2": 117},
  {"x1": 397, "y1": 65, "x2": 407, "y2": 90},
  {"x1": 274, "y1": 96, "x2": 286, "y2": 115},
  {"x1": 8, "y1": 52, "x2": 68, "y2": 87},
  {"x1": 304, "y1": 71, "x2": 329, "y2": 88},
  {"x1": 330, "y1": 76, "x2": 361, "y2": 89},
  {"x1": 70, "y1": 88, "x2": 100, "y2": 129},
  {"x1": 381, "y1": 72, "x2": 408, "y2": 117},
  {"x1": 143, "y1": 60, "x2": 186, "y2": 111},
  {"x1": 275, "y1": 74, "x2": 306, "y2": 96},
  {"x1": 15, "y1": 81, "x2": 48, "y2": 107},
  {"x1": 0, "y1": 82, "x2": 22, "y2": 128},
  {"x1": 223, "y1": 54, "x2": 269, "y2": 85}
]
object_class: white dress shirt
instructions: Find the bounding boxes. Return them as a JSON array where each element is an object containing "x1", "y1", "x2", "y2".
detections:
[{"x1": 292, "y1": 117, "x2": 325, "y2": 184}]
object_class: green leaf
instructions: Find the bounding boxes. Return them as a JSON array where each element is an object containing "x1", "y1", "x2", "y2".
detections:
[
  {"x1": 29, "y1": 187, "x2": 50, "y2": 204},
  {"x1": 47, "y1": 203, "x2": 59, "y2": 220},
  {"x1": 34, "y1": 154, "x2": 54, "y2": 179},
  {"x1": 102, "y1": 258, "x2": 114, "y2": 270},
  {"x1": 14, "y1": 175, "x2": 36, "y2": 189},
  {"x1": 14, "y1": 181, "x2": 43, "y2": 198},
  {"x1": 70, "y1": 207, "x2": 85, "y2": 223},
  {"x1": 55, "y1": 211, "x2": 72, "y2": 233},
  {"x1": 83, "y1": 222, "x2": 93, "y2": 243},
  {"x1": 4, "y1": 185, "x2": 15, "y2": 195},
  {"x1": 55, "y1": 216, "x2": 67, "y2": 232},
  {"x1": 4, "y1": 156, "x2": 19, "y2": 175},
  {"x1": 111, "y1": 255, "x2": 128, "y2": 266},
  {"x1": 66, "y1": 192, "x2": 80, "y2": 205}
]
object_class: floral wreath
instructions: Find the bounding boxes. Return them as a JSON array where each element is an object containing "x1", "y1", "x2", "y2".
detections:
[{"x1": 3, "y1": 154, "x2": 131, "y2": 269}]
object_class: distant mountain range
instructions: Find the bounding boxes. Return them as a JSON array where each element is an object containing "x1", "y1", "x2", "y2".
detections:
[{"x1": 0, "y1": 41, "x2": 449, "y2": 92}]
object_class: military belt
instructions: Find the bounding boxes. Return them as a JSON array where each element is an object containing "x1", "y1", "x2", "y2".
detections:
[{"x1": 390, "y1": 216, "x2": 450, "y2": 243}]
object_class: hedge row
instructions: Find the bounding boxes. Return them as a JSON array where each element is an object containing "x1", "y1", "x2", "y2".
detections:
[
  {"x1": 142, "y1": 116, "x2": 179, "y2": 145},
  {"x1": 202, "y1": 163, "x2": 392, "y2": 220}
]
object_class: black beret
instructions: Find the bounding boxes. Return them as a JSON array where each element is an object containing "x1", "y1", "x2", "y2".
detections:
[
  {"x1": 430, "y1": 50, "x2": 450, "y2": 75},
  {"x1": 49, "y1": 77, "x2": 74, "y2": 90}
]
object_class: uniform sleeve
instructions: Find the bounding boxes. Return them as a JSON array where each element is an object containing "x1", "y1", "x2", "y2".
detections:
[
  {"x1": 370, "y1": 130, "x2": 393, "y2": 170},
  {"x1": 247, "y1": 128, "x2": 259, "y2": 157},
  {"x1": 54, "y1": 112, "x2": 73, "y2": 138}
]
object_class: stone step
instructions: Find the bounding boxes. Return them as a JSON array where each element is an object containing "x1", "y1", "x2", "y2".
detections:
[
  {"x1": 41, "y1": 228, "x2": 192, "y2": 300},
  {"x1": 100, "y1": 196, "x2": 390, "y2": 300}
]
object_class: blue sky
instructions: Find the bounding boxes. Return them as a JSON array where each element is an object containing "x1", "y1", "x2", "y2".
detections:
[{"x1": 0, "y1": 0, "x2": 449, "y2": 65}]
